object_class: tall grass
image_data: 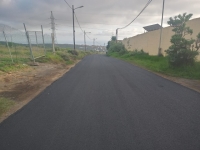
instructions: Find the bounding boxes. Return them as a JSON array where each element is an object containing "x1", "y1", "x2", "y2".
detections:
[{"x1": 109, "y1": 51, "x2": 200, "y2": 80}]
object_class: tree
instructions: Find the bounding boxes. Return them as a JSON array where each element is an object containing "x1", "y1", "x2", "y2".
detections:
[
  {"x1": 106, "y1": 36, "x2": 117, "y2": 50},
  {"x1": 106, "y1": 36, "x2": 127, "y2": 55},
  {"x1": 111, "y1": 36, "x2": 116, "y2": 41},
  {"x1": 165, "y1": 13, "x2": 200, "y2": 66}
]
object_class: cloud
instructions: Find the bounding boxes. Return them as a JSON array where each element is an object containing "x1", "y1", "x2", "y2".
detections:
[{"x1": 0, "y1": 0, "x2": 200, "y2": 45}]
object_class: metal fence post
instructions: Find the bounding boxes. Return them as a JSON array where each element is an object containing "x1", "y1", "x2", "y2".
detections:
[
  {"x1": 23, "y1": 23, "x2": 35, "y2": 62},
  {"x1": 3, "y1": 30, "x2": 13, "y2": 63},
  {"x1": 41, "y1": 25, "x2": 46, "y2": 55},
  {"x1": 35, "y1": 31, "x2": 38, "y2": 47}
]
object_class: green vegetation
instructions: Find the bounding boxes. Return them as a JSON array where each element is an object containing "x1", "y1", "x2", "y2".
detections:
[
  {"x1": 166, "y1": 13, "x2": 200, "y2": 66},
  {"x1": 37, "y1": 49, "x2": 92, "y2": 64},
  {"x1": 0, "y1": 97, "x2": 15, "y2": 116},
  {"x1": 107, "y1": 37, "x2": 200, "y2": 80},
  {"x1": 0, "y1": 45, "x2": 93, "y2": 117},
  {"x1": 0, "y1": 43, "x2": 93, "y2": 72}
]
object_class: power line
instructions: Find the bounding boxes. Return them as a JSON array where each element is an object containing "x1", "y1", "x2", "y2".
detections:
[
  {"x1": 74, "y1": 13, "x2": 84, "y2": 32},
  {"x1": 74, "y1": 13, "x2": 93, "y2": 41},
  {"x1": 63, "y1": 0, "x2": 72, "y2": 9},
  {"x1": 116, "y1": 0, "x2": 152, "y2": 40},
  {"x1": 118, "y1": 0, "x2": 152, "y2": 30}
]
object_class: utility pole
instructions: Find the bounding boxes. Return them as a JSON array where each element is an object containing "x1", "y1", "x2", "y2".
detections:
[
  {"x1": 50, "y1": 11, "x2": 55, "y2": 53},
  {"x1": 72, "y1": 5, "x2": 75, "y2": 51},
  {"x1": 116, "y1": 28, "x2": 119, "y2": 42},
  {"x1": 84, "y1": 31, "x2": 86, "y2": 51},
  {"x1": 72, "y1": 5, "x2": 83, "y2": 51},
  {"x1": 84, "y1": 31, "x2": 91, "y2": 51},
  {"x1": 158, "y1": 0, "x2": 165, "y2": 56},
  {"x1": 93, "y1": 38, "x2": 97, "y2": 51}
]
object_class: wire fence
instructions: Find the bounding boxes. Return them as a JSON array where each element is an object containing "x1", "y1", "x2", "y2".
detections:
[{"x1": 0, "y1": 24, "x2": 52, "y2": 65}]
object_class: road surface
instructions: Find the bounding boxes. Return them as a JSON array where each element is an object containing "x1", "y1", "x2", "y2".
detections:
[{"x1": 1, "y1": 55, "x2": 200, "y2": 150}]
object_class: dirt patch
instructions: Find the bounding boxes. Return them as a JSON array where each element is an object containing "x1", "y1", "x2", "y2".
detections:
[
  {"x1": 0, "y1": 62, "x2": 79, "y2": 123},
  {"x1": 155, "y1": 73, "x2": 200, "y2": 93}
]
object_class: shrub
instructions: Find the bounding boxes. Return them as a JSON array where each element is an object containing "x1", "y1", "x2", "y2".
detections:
[
  {"x1": 57, "y1": 52, "x2": 70, "y2": 61},
  {"x1": 165, "y1": 13, "x2": 200, "y2": 67},
  {"x1": 68, "y1": 50, "x2": 79, "y2": 56}
]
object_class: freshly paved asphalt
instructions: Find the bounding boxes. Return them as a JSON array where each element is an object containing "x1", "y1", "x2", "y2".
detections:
[{"x1": 1, "y1": 54, "x2": 200, "y2": 150}]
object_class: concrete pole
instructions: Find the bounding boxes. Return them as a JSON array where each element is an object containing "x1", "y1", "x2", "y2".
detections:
[
  {"x1": 72, "y1": 5, "x2": 75, "y2": 51},
  {"x1": 84, "y1": 31, "x2": 86, "y2": 51},
  {"x1": 116, "y1": 28, "x2": 118, "y2": 42},
  {"x1": 158, "y1": 0, "x2": 165, "y2": 56}
]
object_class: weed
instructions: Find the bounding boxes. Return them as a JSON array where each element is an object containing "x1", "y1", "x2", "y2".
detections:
[{"x1": 0, "y1": 97, "x2": 15, "y2": 116}]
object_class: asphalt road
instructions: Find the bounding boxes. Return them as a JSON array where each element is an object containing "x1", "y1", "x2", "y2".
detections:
[{"x1": 1, "y1": 54, "x2": 200, "y2": 150}]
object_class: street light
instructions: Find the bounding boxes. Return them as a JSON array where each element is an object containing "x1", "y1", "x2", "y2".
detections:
[
  {"x1": 84, "y1": 31, "x2": 91, "y2": 51},
  {"x1": 72, "y1": 5, "x2": 84, "y2": 51}
]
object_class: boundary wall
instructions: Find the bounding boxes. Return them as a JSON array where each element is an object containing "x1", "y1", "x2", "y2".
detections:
[{"x1": 122, "y1": 18, "x2": 200, "y2": 61}]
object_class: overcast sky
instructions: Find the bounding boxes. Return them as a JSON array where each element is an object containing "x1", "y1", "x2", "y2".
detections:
[{"x1": 0, "y1": 0, "x2": 200, "y2": 45}]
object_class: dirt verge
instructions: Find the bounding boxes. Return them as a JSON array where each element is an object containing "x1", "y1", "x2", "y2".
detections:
[{"x1": 0, "y1": 61, "x2": 79, "y2": 123}]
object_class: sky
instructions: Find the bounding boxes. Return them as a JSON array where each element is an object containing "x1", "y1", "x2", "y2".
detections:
[{"x1": 0, "y1": 0, "x2": 200, "y2": 46}]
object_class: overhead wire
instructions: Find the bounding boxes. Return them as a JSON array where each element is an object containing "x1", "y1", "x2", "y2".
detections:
[
  {"x1": 63, "y1": 0, "x2": 72, "y2": 9},
  {"x1": 63, "y1": 0, "x2": 94, "y2": 42},
  {"x1": 74, "y1": 13, "x2": 94, "y2": 41},
  {"x1": 118, "y1": 0, "x2": 152, "y2": 30}
]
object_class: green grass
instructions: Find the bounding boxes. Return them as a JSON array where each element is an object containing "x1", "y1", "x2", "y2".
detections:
[
  {"x1": 108, "y1": 52, "x2": 200, "y2": 80},
  {"x1": 0, "y1": 43, "x2": 93, "y2": 72},
  {"x1": 0, "y1": 97, "x2": 15, "y2": 116}
]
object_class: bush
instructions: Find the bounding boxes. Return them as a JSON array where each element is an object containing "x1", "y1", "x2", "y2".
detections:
[
  {"x1": 68, "y1": 50, "x2": 79, "y2": 56},
  {"x1": 107, "y1": 42, "x2": 127, "y2": 55},
  {"x1": 165, "y1": 13, "x2": 200, "y2": 67},
  {"x1": 57, "y1": 52, "x2": 70, "y2": 61}
]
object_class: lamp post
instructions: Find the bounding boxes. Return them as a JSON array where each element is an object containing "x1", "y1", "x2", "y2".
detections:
[
  {"x1": 72, "y1": 5, "x2": 83, "y2": 51},
  {"x1": 84, "y1": 31, "x2": 91, "y2": 51}
]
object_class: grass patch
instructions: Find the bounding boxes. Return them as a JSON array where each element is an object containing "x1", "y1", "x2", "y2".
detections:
[
  {"x1": 0, "y1": 43, "x2": 93, "y2": 72},
  {"x1": 0, "y1": 97, "x2": 15, "y2": 116},
  {"x1": 108, "y1": 51, "x2": 200, "y2": 80}
]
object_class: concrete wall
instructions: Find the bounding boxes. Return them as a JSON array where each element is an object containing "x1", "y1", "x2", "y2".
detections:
[{"x1": 122, "y1": 18, "x2": 200, "y2": 61}]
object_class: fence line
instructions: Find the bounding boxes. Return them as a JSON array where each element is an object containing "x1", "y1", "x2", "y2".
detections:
[{"x1": 0, "y1": 24, "x2": 53, "y2": 65}]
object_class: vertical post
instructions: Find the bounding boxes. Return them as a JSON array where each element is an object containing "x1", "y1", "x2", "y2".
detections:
[
  {"x1": 158, "y1": 0, "x2": 165, "y2": 56},
  {"x1": 41, "y1": 25, "x2": 46, "y2": 55},
  {"x1": 35, "y1": 31, "x2": 38, "y2": 47},
  {"x1": 116, "y1": 28, "x2": 118, "y2": 43},
  {"x1": 51, "y1": 11, "x2": 55, "y2": 53},
  {"x1": 15, "y1": 45, "x2": 18, "y2": 63},
  {"x1": 3, "y1": 31, "x2": 13, "y2": 63},
  {"x1": 10, "y1": 28, "x2": 13, "y2": 48},
  {"x1": 51, "y1": 33, "x2": 55, "y2": 53},
  {"x1": 84, "y1": 31, "x2": 86, "y2": 51},
  {"x1": 72, "y1": 5, "x2": 75, "y2": 51},
  {"x1": 93, "y1": 38, "x2": 95, "y2": 52},
  {"x1": 24, "y1": 23, "x2": 35, "y2": 62}
]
